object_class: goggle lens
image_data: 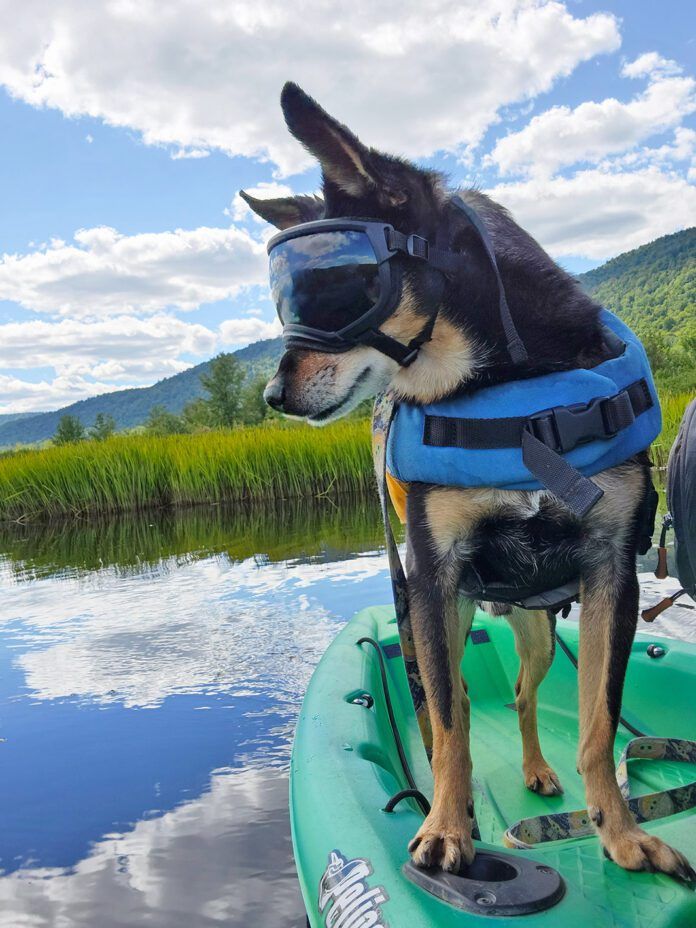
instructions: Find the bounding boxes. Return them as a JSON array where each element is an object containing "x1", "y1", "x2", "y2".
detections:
[{"x1": 269, "y1": 230, "x2": 381, "y2": 333}]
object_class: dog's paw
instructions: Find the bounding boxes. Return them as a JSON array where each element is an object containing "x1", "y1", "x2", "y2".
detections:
[
  {"x1": 602, "y1": 828, "x2": 695, "y2": 881},
  {"x1": 408, "y1": 816, "x2": 474, "y2": 873},
  {"x1": 523, "y1": 761, "x2": 563, "y2": 796}
]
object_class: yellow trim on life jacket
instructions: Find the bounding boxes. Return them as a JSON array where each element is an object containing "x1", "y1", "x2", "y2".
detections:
[{"x1": 386, "y1": 471, "x2": 409, "y2": 524}]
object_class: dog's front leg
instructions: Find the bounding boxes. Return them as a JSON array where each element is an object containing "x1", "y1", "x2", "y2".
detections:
[{"x1": 405, "y1": 487, "x2": 479, "y2": 873}]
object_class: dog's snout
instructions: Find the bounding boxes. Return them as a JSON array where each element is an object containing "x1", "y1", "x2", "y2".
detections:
[{"x1": 264, "y1": 378, "x2": 286, "y2": 411}]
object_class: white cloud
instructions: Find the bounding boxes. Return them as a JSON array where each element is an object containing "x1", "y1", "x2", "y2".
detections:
[
  {"x1": 0, "y1": 372, "x2": 129, "y2": 415},
  {"x1": 0, "y1": 1, "x2": 620, "y2": 175},
  {"x1": 0, "y1": 313, "x2": 282, "y2": 412},
  {"x1": 490, "y1": 58, "x2": 696, "y2": 176},
  {"x1": 597, "y1": 127, "x2": 696, "y2": 173},
  {"x1": 487, "y1": 166, "x2": 696, "y2": 259},
  {"x1": 219, "y1": 317, "x2": 280, "y2": 345},
  {"x1": 0, "y1": 315, "x2": 217, "y2": 373},
  {"x1": 0, "y1": 225, "x2": 267, "y2": 317},
  {"x1": 622, "y1": 52, "x2": 682, "y2": 80},
  {"x1": 170, "y1": 147, "x2": 210, "y2": 160}
]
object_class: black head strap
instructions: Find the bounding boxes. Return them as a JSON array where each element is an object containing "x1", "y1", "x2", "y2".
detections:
[
  {"x1": 449, "y1": 196, "x2": 527, "y2": 365},
  {"x1": 387, "y1": 198, "x2": 528, "y2": 366},
  {"x1": 361, "y1": 310, "x2": 438, "y2": 367}
]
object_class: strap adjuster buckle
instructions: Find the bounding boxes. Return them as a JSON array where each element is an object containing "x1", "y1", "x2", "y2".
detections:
[
  {"x1": 527, "y1": 394, "x2": 629, "y2": 454},
  {"x1": 406, "y1": 234, "x2": 429, "y2": 260}
]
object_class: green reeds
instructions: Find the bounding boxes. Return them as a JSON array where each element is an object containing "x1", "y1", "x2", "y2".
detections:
[
  {"x1": 0, "y1": 420, "x2": 374, "y2": 522},
  {"x1": 651, "y1": 390, "x2": 693, "y2": 470},
  {"x1": 0, "y1": 389, "x2": 691, "y2": 523}
]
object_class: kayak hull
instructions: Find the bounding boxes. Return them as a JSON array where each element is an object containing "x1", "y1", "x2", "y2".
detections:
[{"x1": 291, "y1": 606, "x2": 696, "y2": 927}]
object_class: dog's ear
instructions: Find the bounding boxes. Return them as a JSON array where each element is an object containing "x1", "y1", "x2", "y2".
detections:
[
  {"x1": 281, "y1": 82, "x2": 408, "y2": 205},
  {"x1": 238, "y1": 191, "x2": 325, "y2": 230}
]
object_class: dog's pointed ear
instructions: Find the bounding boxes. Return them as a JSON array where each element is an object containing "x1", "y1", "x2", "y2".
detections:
[
  {"x1": 281, "y1": 82, "x2": 393, "y2": 200},
  {"x1": 238, "y1": 190, "x2": 325, "y2": 230}
]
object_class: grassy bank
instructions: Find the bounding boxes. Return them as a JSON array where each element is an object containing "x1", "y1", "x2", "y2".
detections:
[
  {"x1": 651, "y1": 390, "x2": 692, "y2": 469},
  {"x1": 0, "y1": 390, "x2": 691, "y2": 523},
  {"x1": 0, "y1": 420, "x2": 373, "y2": 522}
]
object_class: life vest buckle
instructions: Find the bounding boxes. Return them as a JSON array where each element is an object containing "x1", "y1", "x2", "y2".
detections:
[{"x1": 527, "y1": 394, "x2": 627, "y2": 455}]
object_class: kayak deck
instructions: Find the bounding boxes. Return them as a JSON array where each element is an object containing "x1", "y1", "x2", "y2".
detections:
[{"x1": 291, "y1": 606, "x2": 696, "y2": 927}]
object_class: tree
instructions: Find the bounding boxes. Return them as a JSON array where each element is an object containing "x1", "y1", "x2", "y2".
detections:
[
  {"x1": 637, "y1": 328, "x2": 670, "y2": 371},
  {"x1": 181, "y1": 398, "x2": 215, "y2": 432},
  {"x1": 90, "y1": 413, "x2": 116, "y2": 441},
  {"x1": 144, "y1": 405, "x2": 188, "y2": 436},
  {"x1": 200, "y1": 353, "x2": 245, "y2": 427},
  {"x1": 54, "y1": 415, "x2": 85, "y2": 445},
  {"x1": 238, "y1": 375, "x2": 271, "y2": 426}
]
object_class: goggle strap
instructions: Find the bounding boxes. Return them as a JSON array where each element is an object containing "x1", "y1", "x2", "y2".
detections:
[
  {"x1": 362, "y1": 310, "x2": 439, "y2": 368},
  {"x1": 450, "y1": 196, "x2": 528, "y2": 365},
  {"x1": 388, "y1": 204, "x2": 528, "y2": 366}
]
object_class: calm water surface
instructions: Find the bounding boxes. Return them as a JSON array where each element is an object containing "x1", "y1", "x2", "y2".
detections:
[
  {"x1": 0, "y1": 498, "x2": 691, "y2": 927},
  {"x1": 0, "y1": 500, "x2": 395, "y2": 927}
]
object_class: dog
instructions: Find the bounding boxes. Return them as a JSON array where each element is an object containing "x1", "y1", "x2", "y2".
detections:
[{"x1": 242, "y1": 82, "x2": 694, "y2": 881}]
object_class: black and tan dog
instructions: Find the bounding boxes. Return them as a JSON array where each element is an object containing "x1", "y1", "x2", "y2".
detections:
[{"x1": 242, "y1": 83, "x2": 694, "y2": 881}]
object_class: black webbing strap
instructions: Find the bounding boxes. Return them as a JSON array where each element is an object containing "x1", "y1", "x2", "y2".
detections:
[
  {"x1": 423, "y1": 379, "x2": 653, "y2": 517},
  {"x1": 388, "y1": 196, "x2": 529, "y2": 367},
  {"x1": 450, "y1": 196, "x2": 528, "y2": 366},
  {"x1": 521, "y1": 430, "x2": 603, "y2": 516},
  {"x1": 361, "y1": 310, "x2": 439, "y2": 367},
  {"x1": 387, "y1": 229, "x2": 463, "y2": 274}
]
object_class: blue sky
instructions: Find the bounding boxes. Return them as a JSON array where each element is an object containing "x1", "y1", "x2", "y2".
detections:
[{"x1": 0, "y1": 0, "x2": 694, "y2": 413}]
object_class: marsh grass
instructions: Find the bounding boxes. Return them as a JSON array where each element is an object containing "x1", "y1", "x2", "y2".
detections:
[
  {"x1": 0, "y1": 389, "x2": 691, "y2": 523},
  {"x1": 0, "y1": 420, "x2": 373, "y2": 522},
  {"x1": 651, "y1": 390, "x2": 693, "y2": 469}
]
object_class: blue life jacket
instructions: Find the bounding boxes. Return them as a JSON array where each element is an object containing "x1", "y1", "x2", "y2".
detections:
[{"x1": 386, "y1": 310, "x2": 661, "y2": 513}]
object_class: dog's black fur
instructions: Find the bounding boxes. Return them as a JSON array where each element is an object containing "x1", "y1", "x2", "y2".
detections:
[{"x1": 243, "y1": 83, "x2": 694, "y2": 882}]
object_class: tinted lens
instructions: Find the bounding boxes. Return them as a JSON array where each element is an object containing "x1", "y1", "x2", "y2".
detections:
[{"x1": 269, "y1": 230, "x2": 381, "y2": 332}]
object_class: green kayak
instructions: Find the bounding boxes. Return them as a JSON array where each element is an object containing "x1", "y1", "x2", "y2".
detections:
[{"x1": 291, "y1": 606, "x2": 696, "y2": 927}]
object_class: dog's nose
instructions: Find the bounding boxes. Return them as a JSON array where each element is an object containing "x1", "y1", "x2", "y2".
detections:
[{"x1": 264, "y1": 378, "x2": 286, "y2": 411}]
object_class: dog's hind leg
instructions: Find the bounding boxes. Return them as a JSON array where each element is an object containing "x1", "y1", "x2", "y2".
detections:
[
  {"x1": 577, "y1": 465, "x2": 695, "y2": 880},
  {"x1": 405, "y1": 487, "x2": 485, "y2": 873},
  {"x1": 505, "y1": 608, "x2": 563, "y2": 796}
]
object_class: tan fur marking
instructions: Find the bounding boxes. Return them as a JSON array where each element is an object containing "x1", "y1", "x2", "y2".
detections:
[
  {"x1": 585, "y1": 463, "x2": 644, "y2": 530},
  {"x1": 408, "y1": 597, "x2": 476, "y2": 872},
  {"x1": 505, "y1": 609, "x2": 562, "y2": 795},
  {"x1": 376, "y1": 283, "x2": 482, "y2": 404},
  {"x1": 424, "y1": 487, "x2": 490, "y2": 559},
  {"x1": 293, "y1": 351, "x2": 336, "y2": 378}
]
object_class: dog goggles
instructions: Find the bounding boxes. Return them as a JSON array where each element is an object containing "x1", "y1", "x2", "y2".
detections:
[{"x1": 266, "y1": 198, "x2": 528, "y2": 367}]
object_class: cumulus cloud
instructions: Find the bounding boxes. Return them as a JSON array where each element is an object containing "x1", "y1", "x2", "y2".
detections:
[
  {"x1": 0, "y1": 313, "x2": 281, "y2": 412},
  {"x1": 490, "y1": 55, "x2": 696, "y2": 176},
  {"x1": 0, "y1": 372, "x2": 129, "y2": 414},
  {"x1": 0, "y1": 225, "x2": 267, "y2": 317},
  {"x1": 622, "y1": 52, "x2": 682, "y2": 80},
  {"x1": 219, "y1": 317, "x2": 280, "y2": 345},
  {"x1": 0, "y1": 0, "x2": 620, "y2": 175},
  {"x1": 0, "y1": 316, "x2": 217, "y2": 374},
  {"x1": 487, "y1": 166, "x2": 696, "y2": 259}
]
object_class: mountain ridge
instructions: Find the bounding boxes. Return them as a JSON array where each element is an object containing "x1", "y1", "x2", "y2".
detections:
[{"x1": 0, "y1": 337, "x2": 283, "y2": 447}]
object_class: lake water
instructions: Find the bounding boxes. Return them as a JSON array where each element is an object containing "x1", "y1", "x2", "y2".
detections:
[{"x1": 0, "y1": 498, "x2": 692, "y2": 927}]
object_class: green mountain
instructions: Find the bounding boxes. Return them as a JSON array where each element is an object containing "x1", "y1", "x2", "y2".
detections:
[
  {"x1": 577, "y1": 227, "x2": 695, "y2": 335},
  {"x1": 0, "y1": 338, "x2": 283, "y2": 448},
  {"x1": 0, "y1": 412, "x2": 39, "y2": 427}
]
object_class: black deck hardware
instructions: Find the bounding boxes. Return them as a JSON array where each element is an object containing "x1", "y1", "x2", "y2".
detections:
[{"x1": 403, "y1": 852, "x2": 565, "y2": 916}]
